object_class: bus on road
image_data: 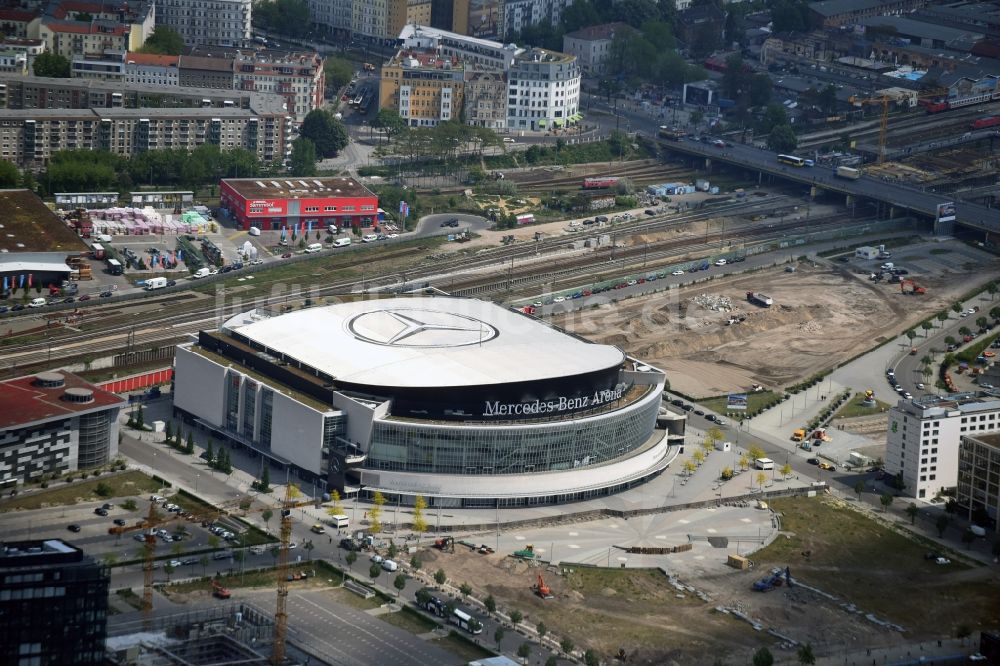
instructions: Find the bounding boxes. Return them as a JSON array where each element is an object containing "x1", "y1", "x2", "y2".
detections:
[{"x1": 776, "y1": 154, "x2": 805, "y2": 167}]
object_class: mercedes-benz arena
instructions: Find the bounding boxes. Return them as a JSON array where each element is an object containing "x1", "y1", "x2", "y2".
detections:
[{"x1": 173, "y1": 297, "x2": 678, "y2": 506}]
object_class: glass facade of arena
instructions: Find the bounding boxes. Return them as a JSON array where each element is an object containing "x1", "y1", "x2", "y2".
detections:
[{"x1": 366, "y1": 389, "x2": 660, "y2": 475}]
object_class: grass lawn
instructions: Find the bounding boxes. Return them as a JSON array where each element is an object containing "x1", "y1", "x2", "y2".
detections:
[
  {"x1": 832, "y1": 392, "x2": 893, "y2": 419},
  {"x1": 753, "y1": 496, "x2": 1000, "y2": 635},
  {"x1": 325, "y1": 585, "x2": 383, "y2": 610},
  {"x1": 698, "y1": 390, "x2": 780, "y2": 416},
  {"x1": 0, "y1": 471, "x2": 160, "y2": 511},
  {"x1": 379, "y1": 606, "x2": 440, "y2": 635},
  {"x1": 429, "y1": 632, "x2": 496, "y2": 662},
  {"x1": 164, "y1": 563, "x2": 320, "y2": 595}
]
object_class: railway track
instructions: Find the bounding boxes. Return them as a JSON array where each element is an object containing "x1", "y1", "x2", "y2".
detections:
[
  {"x1": 797, "y1": 105, "x2": 990, "y2": 150},
  {"x1": 0, "y1": 195, "x2": 801, "y2": 369},
  {"x1": 431, "y1": 162, "x2": 696, "y2": 195}
]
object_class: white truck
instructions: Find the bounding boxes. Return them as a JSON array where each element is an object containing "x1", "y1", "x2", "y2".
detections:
[
  {"x1": 836, "y1": 166, "x2": 861, "y2": 180},
  {"x1": 754, "y1": 458, "x2": 774, "y2": 470},
  {"x1": 145, "y1": 277, "x2": 168, "y2": 290},
  {"x1": 746, "y1": 291, "x2": 773, "y2": 307}
]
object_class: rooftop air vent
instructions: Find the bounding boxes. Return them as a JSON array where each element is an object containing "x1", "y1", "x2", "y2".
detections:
[
  {"x1": 62, "y1": 387, "x2": 94, "y2": 404},
  {"x1": 34, "y1": 372, "x2": 65, "y2": 388}
]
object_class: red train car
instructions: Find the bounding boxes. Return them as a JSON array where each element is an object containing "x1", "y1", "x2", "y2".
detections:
[
  {"x1": 971, "y1": 116, "x2": 1000, "y2": 129},
  {"x1": 583, "y1": 177, "x2": 620, "y2": 189}
]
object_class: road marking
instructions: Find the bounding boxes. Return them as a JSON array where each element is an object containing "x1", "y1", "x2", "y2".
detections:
[
  {"x1": 706, "y1": 528, "x2": 717, "y2": 533},
  {"x1": 567, "y1": 544, "x2": 580, "y2": 549},
  {"x1": 654, "y1": 535, "x2": 666, "y2": 540},
  {"x1": 568, "y1": 531, "x2": 578, "y2": 536},
  {"x1": 740, "y1": 518, "x2": 752, "y2": 523},
  {"x1": 514, "y1": 535, "x2": 525, "y2": 541},
  {"x1": 677, "y1": 519, "x2": 690, "y2": 524}
]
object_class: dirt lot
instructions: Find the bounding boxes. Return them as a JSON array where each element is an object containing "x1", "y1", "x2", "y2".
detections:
[
  {"x1": 552, "y1": 242, "x2": 1000, "y2": 398},
  {"x1": 421, "y1": 496, "x2": 1000, "y2": 665}
]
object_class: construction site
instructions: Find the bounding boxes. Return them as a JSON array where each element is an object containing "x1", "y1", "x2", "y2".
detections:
[{"x1": 552, "y1": 239, "x2": 1000, "y2": 398}]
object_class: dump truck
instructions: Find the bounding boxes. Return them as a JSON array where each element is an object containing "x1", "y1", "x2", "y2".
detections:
[
  {"x1": 791, "y1": 429, "x2": 807, "y2": 442},
  {"x1": 836, "y1": 166, "x2": 861, "y2": 180},
  {"x1": 746, "y1": 291, "x2": 773, "y2": 307}
]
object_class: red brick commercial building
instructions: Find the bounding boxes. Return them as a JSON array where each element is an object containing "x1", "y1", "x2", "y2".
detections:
[{"x1": 220, "y1": 177, "x2": 380, "y2": 231}]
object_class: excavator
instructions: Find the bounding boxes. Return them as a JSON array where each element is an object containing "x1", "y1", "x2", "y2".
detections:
[
  {"x1": 211, "y1": 580, "x2": 231, "y2": 599},
  {"x1": 533, "y1": 574, "x2": 554, "y2": 600},
  {"x1": 900, "y1": 279, "x2": 926, "y2": 295}
]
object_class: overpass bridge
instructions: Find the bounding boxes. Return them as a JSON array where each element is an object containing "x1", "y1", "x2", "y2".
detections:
[{"x1": 659, "y1": 138, "x2": 1000, "y2": 238}]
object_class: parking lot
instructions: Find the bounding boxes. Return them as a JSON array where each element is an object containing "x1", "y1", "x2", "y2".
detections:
[{"x1": 2, "y1": 491, "x2": 257, "y2": 571}]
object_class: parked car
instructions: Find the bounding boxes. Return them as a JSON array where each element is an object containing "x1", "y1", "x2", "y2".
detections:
[
  {"x1": 94, "y1": 508, "x2": 108, "y2": 516},
  {"x1": 67, "y1": 524, "x2": 81, "y2": 532},
  {"x1": 113, "y1": 518, "x2": 127, "y2": 526}
]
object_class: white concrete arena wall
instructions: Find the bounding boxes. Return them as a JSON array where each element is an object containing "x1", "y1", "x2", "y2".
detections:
[
  {"x1": 173, "y1": 346, "x2": 227, "y2": 427},
  {"x1": 270, "y1": 392, "x2": 326, "y2": 475}
]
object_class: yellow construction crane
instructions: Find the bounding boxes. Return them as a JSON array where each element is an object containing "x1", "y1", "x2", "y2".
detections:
[
  {"x1": 111, "y1": 486, "x2": 315, "y2": 664},
  {"x1": 849, "y1": 88, "x2": 951, "y2": 165},
  {"x1": 848, "y1": 94, "x2": 891, "y2": 164}
]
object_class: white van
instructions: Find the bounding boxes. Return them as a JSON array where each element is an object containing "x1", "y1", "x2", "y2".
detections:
[
  {"x1": 305, "y1": 243, "x2": 322, "y2": 253},
  {"x1": 29, "y1": 297, "x2": 47, "y2": 308},
  {"x1": 327, "y1": 514, "x2": 349, "y2": 530},
  {"x1": 327, "y1": 224, "x2": 338, "y2": 234},
  {"x1": 754, "y1": 458, "x2": 774, "y2": 470},
  {"x1": 248, "y1": 226, "x2": 261, "y2": 237},
  {"x1": 96, "y1": 233, "x2": 113, "y2": 243},
  {"x1": 333, "y1": 238, "x2": 352, "y2": 248},
  {"x1": 145, "y1": 277, "x2": 168, "y2": 290},
  {"x1": 192, "y1": 267, "x2": 211, "y2": 279},
  {"x1": 381, "y1": 559, "x2": 398, "y2": 572},
  {"x1": 361, "y1": 233, "x2": 378, "y2": 243}
]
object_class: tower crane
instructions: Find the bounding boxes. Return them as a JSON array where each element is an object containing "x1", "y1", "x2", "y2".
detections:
[
  {"x1": 848, "y1": 88, "x2": 951, "y2": 165},
  {"x1": 110, "y1": 485, "x2": 317, "y2": 664}
]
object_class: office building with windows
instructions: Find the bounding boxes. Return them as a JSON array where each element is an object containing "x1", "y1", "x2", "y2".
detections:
[
  {"x1": 218, "y1": 176, "x2": 379, "y2": 231},
  {"x1": 0, "y1": 538, "x2": 110, "y2": 665},
  {"x1": 0, "y1": 372, "x2": 125, "y2": 487},
  {"x1": 506, "y1": 47, "x2": 580, "y2": 131},
  {"x1": 172, "y1": 297, "x2": 675, "y2": 506},
  {"x1": 956, "y1": 431, "x2": 1000, "y2": 533},
  {"x1": 886, "y1": 391, "x2": 1000, "y2": 499}
]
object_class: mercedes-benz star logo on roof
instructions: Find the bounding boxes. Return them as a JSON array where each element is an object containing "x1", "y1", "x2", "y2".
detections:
[{"x1": 347, "y1": 309, "x2": 499, "y2": 348}]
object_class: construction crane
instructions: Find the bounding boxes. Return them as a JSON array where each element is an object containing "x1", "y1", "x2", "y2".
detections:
[
  {"x1": 110, "y1": 487, "x2": 316, "y2": 663},
  {"x1": 848, "y1": 94, "x2": 891, "y2": 165},
  {"x1": 849, "y1": 88, "x2": 951, "y2": 165}
]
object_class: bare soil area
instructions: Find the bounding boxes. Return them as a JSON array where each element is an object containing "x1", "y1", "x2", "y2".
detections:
[{"x1": 553, "y1": 250, "x2": 1000, "y2": 398}]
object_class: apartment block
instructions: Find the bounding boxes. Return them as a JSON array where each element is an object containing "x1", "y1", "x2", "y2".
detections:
[
  {"x1": 562, "y1": 22, "x2": 631, "y2": 76},
  {"x1": 32, "y1": 0, "x2": 155, "y2": 58},
  {"x1": 379, "y1": 46, "x2": 464, "y2": 126},
  {"x1": 0, "y1": 102, "x2": 290, "y2": 169},
  {"x1": 464, "y1": 69, "x2": 505, "y2": 129},
  {"x1": 506, "y1": 47, "x2": 580, "y2": 131},
  {"x1": 886, "y1": 391, "x2": 1000, "y2": 500},
  {"x1": 155, "y1": 0, "x2": 252, "y2": 47}
]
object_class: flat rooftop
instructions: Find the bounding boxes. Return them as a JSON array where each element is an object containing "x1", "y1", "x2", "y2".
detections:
[
  {"x1": 221, "y1": 177, "x2": 376, "y2": 200},
  {"x1": 0, "y1": 371, "x2": 125, "y2": 430},
  {"x1": 903, "y1": 390, "x2": 1000, "y2": 415},
  {"x1": 0, "y1": 190, "x2": 88, "y2": 253},
  {"x1": 224, "y1": 297, "x2": 626, "y2": 389}
]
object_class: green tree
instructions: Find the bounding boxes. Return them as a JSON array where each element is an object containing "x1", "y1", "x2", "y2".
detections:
[
  {"x1": 752, "y1": 646, "x2": 774, "y2": 666},
  {"x1": 163, "y1": 562, "x2": 175, "y2": 581},
  {"x1": 459, "y1": 582, "x2": 472, "y2": 598},
  {"x1": 164, "y1": 420, "x2": 174, "y2": 443},
  {"x1": 33, "y1": 52, "x2": 71, "y2": 78},
  {"x1": 517, "y1": 642, "x2": 531, "y2": 664},
  {"x1": 509, "y1": 609, "x2": 523, "y2": 625},
  {"x1": 749, "y1": 73, "x2": 773, "y2": 107},
  {"x1": 262, "y1": 509, "x2": 273, "y2": 531},
  {"x1": 434, "y1": 568, "x2": 447, "y2": 586},
  {"x1": 205, "y1": 440, "x2": 215, "y2": 465},
  {"x1": 584, "y1": 649, "x2": 600, "y2": 666},
  {"x1": 537, "y1": 621, "x2": 547, "y2": 639},
  {"x1": 95, "y1": 481, "x2": 113, "y2": 497},
  {"x1": 495, "y1": 626, "x2": 506, "y2": 649},
  {"x1": 937, "y1": 312, "x2": 949, "y2": 326},
  {"x1": 854, "y1": 480, "x2": 864, "y2": 501},
  {"x1": 906, "y1": 329, "x2": 917, "y2": 342},
  {"x1": 485, "y1": 594, "x2": 497, "y2": 615},
  {"x1": 880, "y1": 493, "x2": 894, "y2": 513},
  {"x1": 921, "y1": 321, "x2": 934, "y2": 336},
  {"x1": 323, "y1": 57, "x2": 354, "y2": 91},
  {"x1": 252, "y1": 0, "x2": 310, "y2": 35},
  {"x1": 369, "y1": 563, "x2": 382, "y2": 581},
  {"x1": 373, "y1": 109, "x2": 407, "y2": 143},
  {"x1": 258, "y1": 466, "x2": 270, "y2": 492},
  {"x1": 289, "y1": 138, "x2": 317, "y2": 177},
  {"x1": 300, "y1": 109, "x2": 349, "y2": 158},
  {"x1": 141, "y1": 26, "x2": 185, "y2": 55},
  {"x1": 185, "y1": 431, "x2": 194, "y2": 455},
  {"x1": 345, "y1": 550, "x2": 357, "y2": 569},
  {"x1": 560, "y1": 637, "x2": 574, "y2": 655},
  {"x1": 0, "y1": 159, "x2": 19, "y2": 188},
  {"x1": 393, "y1": 573, "x2": 406, "y2": 596},
  {"x1": 952, "y1": 302, "x2": 963, "y2": 314},
  {"x1": 546, "y1": 656, "x2": 559, "y2": 666},
  {"x1": 767, "y1": 124, "x2": 798, "y2": 153},
  {"x1": 797, "y1": 643, "x2": 816, "y2": 665}
]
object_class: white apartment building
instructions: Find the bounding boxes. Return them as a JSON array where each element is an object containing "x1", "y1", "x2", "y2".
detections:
[
  {"x1": 562, "y1": 22, "x2": 630, "y2": 76},
  {"x1": 506, "y1": 47, "x2": 580, "y2": 131},
  {"x1": 398, "y1": 24, "x2": 521, "y2": 72},
  {"x1": 886, "y1": 391, "x2": 1000, "y2": 500},
  {"x1": 309, "y1": 0, "x2": 353, "y2": 36},
  {"x1": 503, "y1": 0, "x2": 572, "y2": 39},
  {"x1": 155, "y1": 0, "x2": 251, "y2": 47},
  {"x1": 124, "y1": 52, "x2": 179, "y2": 86}
]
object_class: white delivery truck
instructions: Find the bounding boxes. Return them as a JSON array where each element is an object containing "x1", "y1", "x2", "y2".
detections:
[
  {"x1": 145, "y1": 277, "x2": 168, "y2": 290},
  {"x1": 305, "y1": 243, "x2": 322, "y2": 253},
  {"x1": 192, "y1": 267, "x2": 211, "y2": 278},
  {"x1": 327, "y1": 514, "x2": 349, "y2": 529},
  {"x1": 333, "y1": 238, "x2": 352, "y2": 247},
  {"x1": 754, "y1": 458, "x2": 774, "y2": 470},
  {"x1": 361, "y1": 233, "x2": 378, "y2": 243}
]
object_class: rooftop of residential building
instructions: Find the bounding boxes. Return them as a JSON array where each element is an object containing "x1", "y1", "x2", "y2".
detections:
[
  {"x1": 41, "y1": 19, "x2": 128, "y2": 36},
  {"x1": 512, "y1": 47, "x2": 575, "y2": 65},
  {"x1": 809, "y1": 0, "x2": 917, "y2": 17},
  {"x1": 187, "y1": 44, "x2": 321, "y2": 64},
  {"x1": 563, "y1": 22, "x2": 634, "y2": 42},
  {"x1": 392, "y1": 48, "x2": 462, "y2": 70},
  {"x1": 124, "y1": 52, "x2": 179, "y2": 67},
  {"x1": 0, "y1": 8, "x2": 38, "y2": 21},
  {"x1": 900, "y1": 390, "x2": 1000, "y2": 416}
]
